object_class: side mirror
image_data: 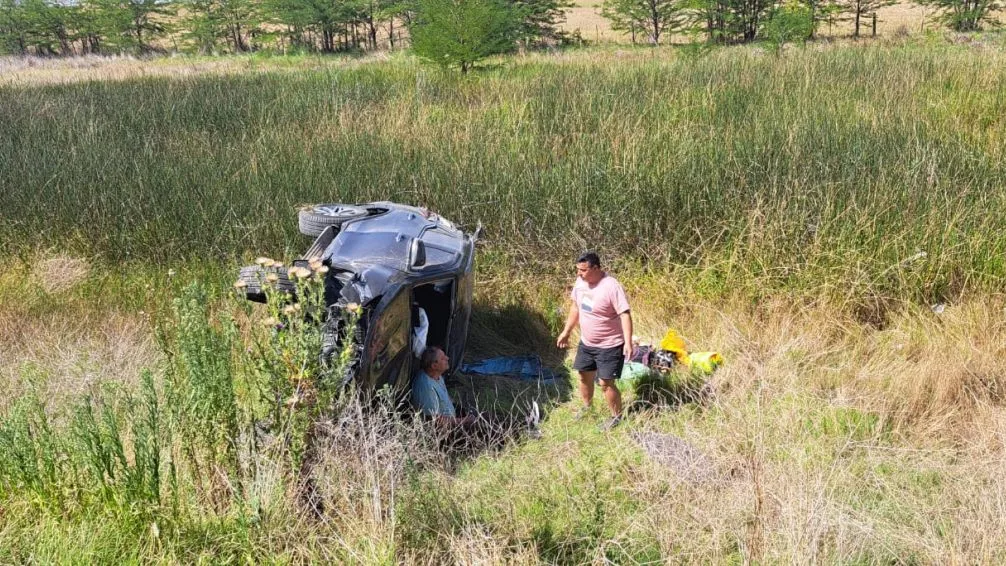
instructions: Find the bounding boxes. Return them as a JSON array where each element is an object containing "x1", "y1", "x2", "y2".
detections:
[{"x1": 410, "y1": 238, "x2": 426, "y2": 269}]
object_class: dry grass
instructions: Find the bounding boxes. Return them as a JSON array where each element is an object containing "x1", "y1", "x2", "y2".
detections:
[
  {"x1": 0, "y1": 309, "x2": 157, "y2": 414},
  {"x1": 302, "y1": 283, "x2": 1006, "y2": 562},
  {"x1": 31, "y1": 256, "x2": 90, "y2": 294},
  {"x1": 3, "y1": 268, "x2": 1006, "y2": 560},
  {"x1": 0, "y1": 255, "x2": 157, "y2": 414},
  {"x1": 0, "y1": 52, "x2": 396, "y2": 87},
  {"x1": 550, "y1": 288, "x2": 1006, "y2": 562}
]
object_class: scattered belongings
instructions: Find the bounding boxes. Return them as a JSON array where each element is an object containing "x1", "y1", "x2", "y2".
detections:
[
  {"x1": 621, "y1": 329, "x2": 723, "y2": 381},
  {"x1": 461, "y1": 355, "x2": 558, "y2": 382}
]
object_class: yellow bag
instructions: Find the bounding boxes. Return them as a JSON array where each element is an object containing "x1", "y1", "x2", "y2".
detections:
[
  {"x1": 687, "y1": 352, "x2": 723, "y2": 374},
  {"x1": 659, "y1": 329, "x2": 690, "y2": 365}
]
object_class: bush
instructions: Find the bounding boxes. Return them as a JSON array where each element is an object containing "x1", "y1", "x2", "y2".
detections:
[{"x1": 761, "y1": 1, "x2": 813, "y2": 52}]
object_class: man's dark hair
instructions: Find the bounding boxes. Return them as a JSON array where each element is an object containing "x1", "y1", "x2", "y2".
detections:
[
  {"x1": 576, "y1": 251, "x2": 601, "y2": 268},
  {"x1": 421, "y1": 346, "x2": 442, "y2": 372}
]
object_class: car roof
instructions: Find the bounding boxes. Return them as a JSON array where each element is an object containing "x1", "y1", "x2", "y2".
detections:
[{"x1": 322, "y1": 204, "x2": 468, "y2": 276}]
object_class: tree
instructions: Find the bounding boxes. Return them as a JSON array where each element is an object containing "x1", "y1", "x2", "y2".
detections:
[
  {"x1": 812, "y1": 0, "x2": 848, "y2": 36},
  {"x1": 0, "y1": 0, "x2": 29, "y2": 54},
  {"x1": 842, "y1": 0, "x2": 894, "y2": 36},
  {"x1": 381, "y1": 0, "x2": 409, "y2": 48},
  {"x1": 0, "y1": 0, "x2": 78, "y2": 55},
  {"x1": 601, "y1": 0, "x2": 687, "y2": 44},
  {"x1": 182, "y1": 0, "x2": 257, "y2": 53},
  {"x1": 691, "y1": 0, "x2": 776, "y2": 42},
  {"x1": 510, "y1": 0, "x2": 572, "y2": 46},
  {"x1": 354, "y1": 0, "x2": 402, "y2": 50},
  {"x1": 72, "y1": 2, "x2": 108, "y2": 53},
  {"x1": 410, "y1": 0, "x2": 516, "y2": 73},
  {"x1": 915, "y1": 0, "x2": 999, "y2": 31},
  {"x1": 85, "y1": 0, "x2": 174, "y2": 53},
  {"x1": 761, "y1": 0, "x2": 812, "y2": 50}
]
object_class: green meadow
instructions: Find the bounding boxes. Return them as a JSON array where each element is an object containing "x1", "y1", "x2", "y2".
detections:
[{"x1": 3, "y1": 40, "x2": 1006, "y2": 562}]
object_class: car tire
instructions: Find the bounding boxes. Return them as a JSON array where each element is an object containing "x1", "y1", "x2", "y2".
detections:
[
  {"x1": 239, "y1": 265, "x2": 296, "y2": 300},
  {"x1": 298, "y1": 204, "x2": 369, "y2": 237}
]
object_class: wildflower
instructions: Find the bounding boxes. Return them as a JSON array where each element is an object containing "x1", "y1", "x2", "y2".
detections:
[
  {"x1": 262, "y1": 317, "x2": 278, "y2": 327},
  {"x1": 265, "y1": 273, "x2": 279, "y2": 283},
  {"x1": 346, "y1": 302, "x2": 361, "y2": 314},
  {"x1": 255, "y1": 257, "x2": 275, "y2": 267},
  {"x1": 290, "y1": 266, "x2": 312, "y2": 279},
  {"x1": 316, "y1": 266, "x2": 329, "y2": 275},
  {"x1": 283, "y1": 304, "x2": 301, "y2": 315},
  {"x1": 234, "y1": 280, "x2": 247, "y2": 289},
  {"x1": 167, "y1": 269, "x2": 176, "y2": 277},
  {"x1": 308, "y1": 258, "x2": 323, "y2": 270}
]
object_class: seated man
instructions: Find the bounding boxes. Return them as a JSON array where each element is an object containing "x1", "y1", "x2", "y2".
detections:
[
  {"x1": 412, "y1": 346, "x2": 475, "y2": 427},
  {"x1": 413, "y1": 347, "x2": 543, "y2": 449}
]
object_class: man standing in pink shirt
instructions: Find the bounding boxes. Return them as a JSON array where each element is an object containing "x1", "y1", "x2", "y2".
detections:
[{"x1": 556, "y1": 252, "x2": 633, "y2": 430}]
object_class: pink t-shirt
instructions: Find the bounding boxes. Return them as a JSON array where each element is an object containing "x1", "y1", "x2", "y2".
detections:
[{"x1": 571, "y1": 274, "x2": 630, "y2": 348}]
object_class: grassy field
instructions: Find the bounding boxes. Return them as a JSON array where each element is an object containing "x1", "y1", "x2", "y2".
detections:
[
  {"x1": 6, "y1": 40, "x2": 1006, "y2": 305},
  {"x1": 4, "y1": 39, "x2": 1006, "y2": 562}
]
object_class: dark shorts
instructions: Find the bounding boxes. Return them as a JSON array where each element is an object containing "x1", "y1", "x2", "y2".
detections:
[{"x1": 573, "y1": 342, "x2": 625, "y2": 381}]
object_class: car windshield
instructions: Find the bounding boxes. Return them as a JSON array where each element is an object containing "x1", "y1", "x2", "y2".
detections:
[{"x1": 326, "y1": 232, "x2": 411, "y2": 268}]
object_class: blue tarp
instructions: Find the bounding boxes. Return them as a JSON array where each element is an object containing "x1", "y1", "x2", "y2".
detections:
[{"x1": 460, "y1": 355, "x2": 558, "y2": 382}]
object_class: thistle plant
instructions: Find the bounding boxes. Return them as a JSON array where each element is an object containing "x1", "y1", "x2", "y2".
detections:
[{"x1": 238, "y1": 257, "x2": 361, "y2": 471}]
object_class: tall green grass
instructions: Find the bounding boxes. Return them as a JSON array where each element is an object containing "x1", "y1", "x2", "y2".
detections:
[
  {"x1": 3, "y1": 42, "x2": 1006, "y2": 302},
  {"x1": 0, "y1": 273, "x2": 367, "y2": 559}
]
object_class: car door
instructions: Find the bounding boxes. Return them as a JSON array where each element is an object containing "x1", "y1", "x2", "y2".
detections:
[{"x1": 363, "y1": 287, "x2": 413, "y2": 395}]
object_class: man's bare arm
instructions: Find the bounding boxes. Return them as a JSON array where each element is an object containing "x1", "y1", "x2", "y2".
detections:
[
  {"x1": 620, "y1": 311, "x2": 633, "y2": 359},
  {"x1": 556, "y1": 300, "x2": 579, "y2": 348}
]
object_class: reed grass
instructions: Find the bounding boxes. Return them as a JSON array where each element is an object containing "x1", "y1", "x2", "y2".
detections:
[{"x1": 4, "y1": 41, "x2": 1006, "y2": 306}]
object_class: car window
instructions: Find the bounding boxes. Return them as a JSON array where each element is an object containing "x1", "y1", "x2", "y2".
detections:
[
  {"x1": 328, "y1": 232, "x2": 410, "y2": 266},
  {"x1": 421, "y1": 228, "x2": 462, "y2": 268}
]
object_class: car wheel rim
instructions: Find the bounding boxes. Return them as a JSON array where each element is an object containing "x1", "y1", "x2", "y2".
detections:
[{"x1": 314, "y1": 205, "x2": 361, "y2": 217}]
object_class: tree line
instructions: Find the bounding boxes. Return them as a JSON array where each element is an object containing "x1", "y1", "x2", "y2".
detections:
[
  {"x1": 0, "y1": 0, "x2": 998, "y2": 61},
  {"x1": 0, "y1": 0, "x2": 571, "y2": 56},
  {"x1": 603, "y1": 0, "x2": 1000, "y2": 45}
]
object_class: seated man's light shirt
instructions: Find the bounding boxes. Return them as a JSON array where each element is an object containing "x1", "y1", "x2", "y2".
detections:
[{"x1": 412, "y1": 371, "x2": 456, "y2": 418}]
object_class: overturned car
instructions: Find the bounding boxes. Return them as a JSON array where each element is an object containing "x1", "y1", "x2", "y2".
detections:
[{"x1": 238, "y1": 202, "x2": 476, "y2": 396}]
